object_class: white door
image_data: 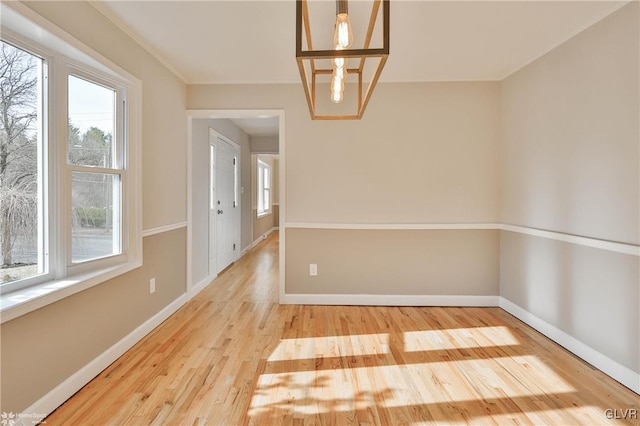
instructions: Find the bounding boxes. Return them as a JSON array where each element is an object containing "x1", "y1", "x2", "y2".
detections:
[{"x1": 209, "y1": 130, "x2": 240, "y2": 275}]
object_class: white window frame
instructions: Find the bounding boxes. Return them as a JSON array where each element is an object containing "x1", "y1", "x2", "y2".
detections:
[
  {"x1": 257, "y1": 159, "x2": 272, "y2": 218},
  {"x1": 0, "y1": 3, "x2": 142, "y2": 323}
]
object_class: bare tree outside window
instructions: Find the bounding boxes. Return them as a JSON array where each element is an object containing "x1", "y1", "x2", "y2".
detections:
[{"x1": 0, "y1": 41, "x2": 40, "y2": 283}]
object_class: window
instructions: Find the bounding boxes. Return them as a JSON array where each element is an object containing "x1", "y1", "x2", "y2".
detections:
[
  {"x1": 257, "y1": 159, "x2": 271, "y2": 217},
  {"x1": 68, "y1": 75, "x2": 122, "y2": 264},
  {"x1": 0, "y1": 2, "x2": 141, "y2": 311},
  {"x1": 0, "y1": 41, "x2": 45, "y2": 285}
]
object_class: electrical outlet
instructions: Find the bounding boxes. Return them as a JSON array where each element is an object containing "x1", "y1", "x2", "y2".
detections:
[
  {"x1": 149, "y1": 278, "x2": 156, "y2": 294},
  {"x1": 309, "y1": 264, "x2": 318, "y2": 276}
]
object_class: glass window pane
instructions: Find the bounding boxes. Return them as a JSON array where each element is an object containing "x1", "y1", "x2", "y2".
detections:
[
  {"x1": 0, "y1": 41, "x2": 45, "y2": 284},
  {"x1": 68, "y1": 75, "x2": 116, "y2": 168},
  {"x1": 258, "y1": 186, "x2": 264, "y2": 214},
  {"x1": 71, "y1": 171, "x2": 121, "y2": 263}
]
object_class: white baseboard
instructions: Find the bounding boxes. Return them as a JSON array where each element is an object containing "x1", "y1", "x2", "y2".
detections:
[
  {"x1": 248, "y1": 227, "x2": 277, "y2": 251},
  {"x1": 281, "y1": 293, "x2": 500, "y2": 307},
  {"x1": 499, "y1": 297, "x2": 640, "y2": 395},
  {"x1": 24, "y1": 294, "x2": 189, "y2": 422},
  {"x1": 188, "y1": 273, "x2": 216, "y2": 300}
]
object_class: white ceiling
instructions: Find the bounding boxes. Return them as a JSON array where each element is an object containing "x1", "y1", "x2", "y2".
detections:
[
  {"x1": 95, "y1": 0, "x2": 627, "y2": 84},
  {"x1": 229, "y1": 117, "x2": 280, "y2": 137},
  {"x1": 93, "y1": 0, "x2": 628, "y2": 137}
]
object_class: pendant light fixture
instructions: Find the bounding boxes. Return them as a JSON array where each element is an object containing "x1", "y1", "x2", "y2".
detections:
[{"x1": 296, "y1": 0, "x2": 390, "y2": 120}]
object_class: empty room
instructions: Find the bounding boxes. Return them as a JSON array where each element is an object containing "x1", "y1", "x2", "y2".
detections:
[{"x1": 0, "y1": 0, "x2": 638, "y2": 425}]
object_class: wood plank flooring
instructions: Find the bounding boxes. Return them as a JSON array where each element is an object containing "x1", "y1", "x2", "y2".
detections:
[{"x1": 46, "y1": 231, "x2": 639, "y2": 425}]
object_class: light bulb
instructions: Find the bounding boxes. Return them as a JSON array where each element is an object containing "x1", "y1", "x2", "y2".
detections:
[
  {"x1": 330, "y1": 73, "x2": 345, "y2": 104},
  {"x1": 333, "y1": 66, "x2": 347, "y2": 81},
  {"x1": 331, "y1": 72, "x2": 345, "y2": 91},
  {"x1": 333, "y1": 13, "x2": 353, "y2": 49},
  {"x1": 332, "y1": 56, "x2": 347, "y2": 69},
  {"x1": 331, "y1": 89, "x2": 344, "y2": 104}
]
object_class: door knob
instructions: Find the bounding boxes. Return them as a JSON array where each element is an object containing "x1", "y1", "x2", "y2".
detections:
[{"x1": 217, "y1": 209, "x2": 223, "y2": 214}]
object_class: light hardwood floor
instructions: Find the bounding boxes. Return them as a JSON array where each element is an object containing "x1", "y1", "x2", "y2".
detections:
[{"x1": 46, "y1": 231, "x2": 639, "y2": 425}]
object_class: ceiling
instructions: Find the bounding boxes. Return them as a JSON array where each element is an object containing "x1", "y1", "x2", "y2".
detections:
[
  {"x1": 93, "y1": 0, "x2": 628, "y2": 136},
  {"x1": 95, "y1": 0, "x2": 627, "y2": 84},
  {"x1": 229, "y1": 117, "x2": 280, "y2": 138}
]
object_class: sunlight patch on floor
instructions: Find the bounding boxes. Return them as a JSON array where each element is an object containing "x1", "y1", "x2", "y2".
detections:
[
  {"x1": 267, "y1": 333, "x2": 390, "y2": 361},
  {"x1": 403, "y1": 326, "x2": 520, "y2": 352},
  {"x1": 248, "y1": 356, "x2": 576, "y2": 417}
]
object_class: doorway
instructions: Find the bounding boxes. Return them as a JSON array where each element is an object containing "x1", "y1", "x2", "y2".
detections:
[{"x1": 187, "y1": 110, "x2": 284, "y2": 301}]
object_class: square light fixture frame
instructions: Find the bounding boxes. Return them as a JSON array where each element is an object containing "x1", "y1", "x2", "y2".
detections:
[{"x1": 296, "y1": 0, "x2": 390, "y2": 120}]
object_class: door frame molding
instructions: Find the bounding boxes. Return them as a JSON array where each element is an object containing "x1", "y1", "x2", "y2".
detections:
[{"x1": 186, "y1": 109, "x2": 285, "y2": 301}]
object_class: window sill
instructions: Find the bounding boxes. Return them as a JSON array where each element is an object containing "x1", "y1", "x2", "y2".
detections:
[
  {"x1": 257, "y1": 211, "x2": 272, "y2": 219},
  {"x1": 0, "y1": 260, "x2": 141, "y2": 324}
]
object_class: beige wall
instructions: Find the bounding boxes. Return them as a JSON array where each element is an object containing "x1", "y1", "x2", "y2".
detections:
[
  {"x1": 189, "y1": 82, "x2": 500, "y2": 224},
  {"x1": 1, "y1": 1, "x2": 188, "y2": 413},
  {"x1": 500, "y1": 2, "x2": 639, "y2": 245},
  {"x1": 24, "y1": 2, "x2": 188, "y2": 230},
  {"x1": 250, "y1": 136, "x2": 279, "y2": 153},
  {"x1": 253, "y1": 213, "x2": 275, "y2": 242},
  {"x1": 188, "y1": 82, "x2": 500, "y2": 296},
  {"x1": 500, "y1": 231, "x2": 638, "y2": 372},
  {"x1": 2, "y1": 229, "x2": 187, "y2": 412},
  {"x1": 499, "y1": 3, "x2": 639, "y2": 375},
  {"x1": 287, "y1": 229, "x2": 499, "y2": 295},
  {"x1": 273, "y1": 205, "x2": 280, "y2": 228}
]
